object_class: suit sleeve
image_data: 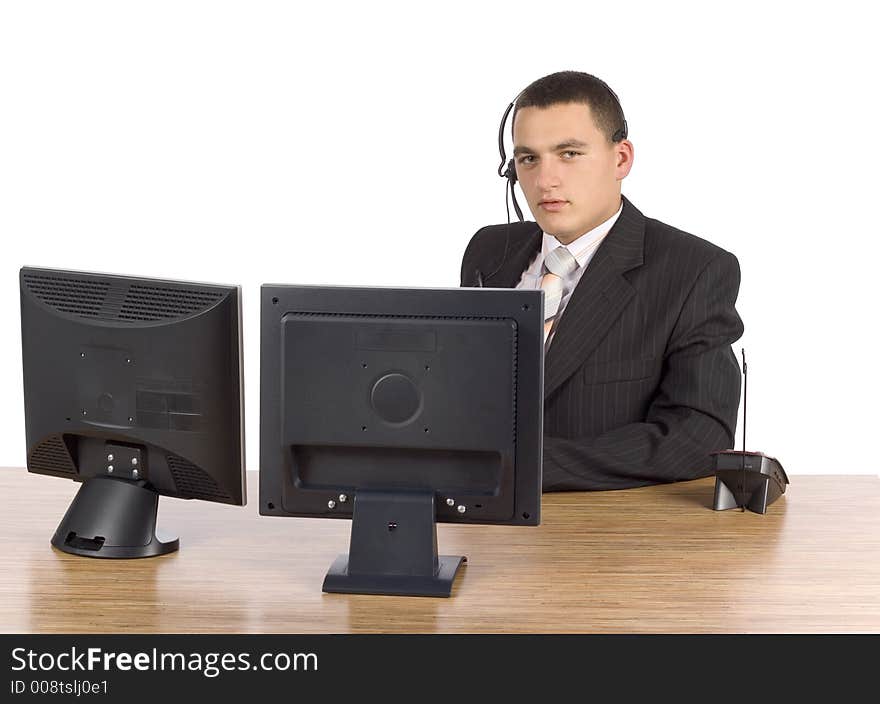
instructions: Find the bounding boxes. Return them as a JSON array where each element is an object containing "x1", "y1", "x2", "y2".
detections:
[{"x1": 542, "y1": 251, "x2": 745, "y2": 491}]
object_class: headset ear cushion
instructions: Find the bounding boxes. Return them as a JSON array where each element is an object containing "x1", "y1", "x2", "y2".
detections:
[{"x1": 504, "y1": 159, "x2": 517, "y2": 184}]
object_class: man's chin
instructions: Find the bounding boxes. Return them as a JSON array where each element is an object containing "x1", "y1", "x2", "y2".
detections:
[
  {"x1": 534, "y1": 216, "x2": 575, "y2": 242},
  {"x1": 532, "y1": 212, "x2": 562, "y2": 234}
]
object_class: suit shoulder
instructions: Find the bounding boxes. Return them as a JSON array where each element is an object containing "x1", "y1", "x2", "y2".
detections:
[
  {"x1": 463, "y1": 220, "x2": 540, "y2": 258},
  {"x1": 643, "y1": 215, "x2": 738, "y2": 272},
  {"x1": 460, "y1": 220, "x2": 541, "y2": 286}
]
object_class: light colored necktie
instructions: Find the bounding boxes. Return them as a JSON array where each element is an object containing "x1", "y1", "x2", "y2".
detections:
[{"x1": 540, "y1": 246, "x2": 578, "y2": 344}]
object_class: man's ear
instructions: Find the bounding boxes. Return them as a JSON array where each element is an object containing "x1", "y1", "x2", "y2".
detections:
[{"x1": 616, "y1": 140, "x2": 635, "y2": 179}]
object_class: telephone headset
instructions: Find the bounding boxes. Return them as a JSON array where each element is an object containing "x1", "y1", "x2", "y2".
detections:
[{"x1": 476, "y1": 77, "x2": 628, "y2": 287}]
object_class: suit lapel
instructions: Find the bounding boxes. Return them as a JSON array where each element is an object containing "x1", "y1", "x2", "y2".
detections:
[{"x1": 543, "y1": 196, "x2": 646, "y2": 400}]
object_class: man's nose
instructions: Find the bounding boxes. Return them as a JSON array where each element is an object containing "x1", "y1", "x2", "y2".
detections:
[{"x1": 534, "y1": 159, "x2": 561, "y2": 191}]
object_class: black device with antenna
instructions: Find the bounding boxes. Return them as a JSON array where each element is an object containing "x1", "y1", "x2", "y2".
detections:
[{"x1": 711, "y1": 348, "x2": 789, "y2": 514}]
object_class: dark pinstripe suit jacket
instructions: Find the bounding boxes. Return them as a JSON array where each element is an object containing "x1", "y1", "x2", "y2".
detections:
[{"x1": 460, "y1": 195, "x2": 744, "y2": 491}]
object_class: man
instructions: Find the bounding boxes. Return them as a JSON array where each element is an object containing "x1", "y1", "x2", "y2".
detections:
[{"x1": 460, "y1": 71, "x2": 744, "y2": 491}]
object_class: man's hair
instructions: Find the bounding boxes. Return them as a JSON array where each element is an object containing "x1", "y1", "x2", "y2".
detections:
[{"x1": 512, "y1": 71, "x2": 627, "y2": 144}]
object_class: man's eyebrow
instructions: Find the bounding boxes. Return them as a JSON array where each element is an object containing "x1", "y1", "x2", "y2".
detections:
[
  {"x1": 553, "y1": 139, "x2": 589, "y2": 150},
  {"x1": 512, "y1": 140, "x2": 590, "y2": 157}
]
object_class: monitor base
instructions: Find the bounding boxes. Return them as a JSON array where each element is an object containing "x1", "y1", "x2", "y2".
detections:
[
  {"x1": 323, "y1": 554, "x2": 466, "y2": 597},
  {"x1": 321, "y1": 489, "x2": 466, "y2": 597},
  {"x1": 51, "y1": 475, "x2": 179, "y2": 558}
]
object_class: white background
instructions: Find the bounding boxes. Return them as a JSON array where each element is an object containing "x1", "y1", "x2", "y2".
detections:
[{"x1": 1, "y1": 0, "x2": 877, "y2": 476}]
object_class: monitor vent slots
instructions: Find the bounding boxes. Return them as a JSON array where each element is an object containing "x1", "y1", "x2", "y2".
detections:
[
  {"x1": 22, "y1": 274, "x2": 110, "y2": 318},
  {"x1": 167, "y1": 454, "x2": 232, "y2": 501},
  {"x1": 24, "y1": 273, "x2": 224, "y2": 322},
  {"x1": 28, "y1": 435, "x2": 77, "y2": 475},
  {"x1": 119, "y1": 285, "x2": 223, "y2": 321}
]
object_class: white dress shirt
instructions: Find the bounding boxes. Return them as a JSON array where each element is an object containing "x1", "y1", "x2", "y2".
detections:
[{"x1": 516, "y1": 201, "x2": 624, "y2": 346}]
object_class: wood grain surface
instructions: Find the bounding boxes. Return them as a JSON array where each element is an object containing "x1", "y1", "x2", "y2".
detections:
[{"x1": 1, "y1": 468, "x2": 878, "y2": 633}]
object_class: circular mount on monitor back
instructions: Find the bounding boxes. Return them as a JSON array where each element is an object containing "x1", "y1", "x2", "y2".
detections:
[{"x1": 370, "y1": 373, "x2": 423, "y2": 425}]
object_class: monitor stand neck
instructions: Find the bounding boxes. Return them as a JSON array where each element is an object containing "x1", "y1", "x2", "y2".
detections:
[
  {"x1": 51, "y1": 475, "x2": 179, "y2": 558},
  {"x1": 322, "y1": 488, "x2": 466, "y2": 597}
]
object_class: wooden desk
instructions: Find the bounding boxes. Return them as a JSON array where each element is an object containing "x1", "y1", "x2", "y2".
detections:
[{"x1": 1, "y1": 469, "x2": 878, "y2": 633}]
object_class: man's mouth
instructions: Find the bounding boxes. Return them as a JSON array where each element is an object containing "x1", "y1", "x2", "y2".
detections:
[{"x1": 539, "y1": 199, "x2": 568, "y2": 212}]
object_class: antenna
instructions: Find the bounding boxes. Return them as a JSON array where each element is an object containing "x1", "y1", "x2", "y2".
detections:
[
  {"x1": 742, "y1": 347, "x2": 747, "y2": 454},
  {"x1": 740, "y1": 348, "x2": 747, "y2": 511}
]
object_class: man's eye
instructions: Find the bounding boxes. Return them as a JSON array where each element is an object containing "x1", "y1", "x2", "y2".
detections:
[
  {"x1": 517, "y1": 155, "x2": 536, "y2": 165},
  {"x1": 561, "y1": 151, "x2": 582, "y2": 159}
]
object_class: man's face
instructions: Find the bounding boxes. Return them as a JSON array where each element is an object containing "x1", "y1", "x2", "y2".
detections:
[{"x1": 512, "y1": 102, "x2": 633, "y2": 244}]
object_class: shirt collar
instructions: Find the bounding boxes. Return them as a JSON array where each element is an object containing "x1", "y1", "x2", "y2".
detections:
[{"x1": 541, "y1": 200, "x2": 624, "y2": 269}]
